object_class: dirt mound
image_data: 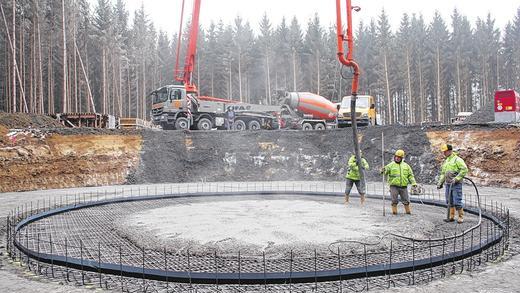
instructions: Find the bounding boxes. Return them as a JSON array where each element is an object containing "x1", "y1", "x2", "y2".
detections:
[
  {"x1": 0, "y1": 112, "x2": 64, "y2": 129},
  {"x1": 464, "y1": 100, "x2": 495, "y2": 124}
]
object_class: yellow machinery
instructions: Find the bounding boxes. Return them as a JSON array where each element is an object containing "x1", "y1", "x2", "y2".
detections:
[{"x1": 337, "y1": 95, "x2": 377, "y2": 127}]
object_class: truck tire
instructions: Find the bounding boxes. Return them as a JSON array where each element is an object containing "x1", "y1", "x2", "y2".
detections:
[
  {"x1": 302, "y1": 122, "x2": 313, "y2": 131},
  {"x1": 248, "y1": 120, "x2": 261, "y2": 130},
  {"x1": 197, "y1": 118, "x2": 213, "y2": 130},
  {"x1": 314, "y1": 123, "x2": 326, "y2": 130},
  {"x1": 175, "y1": 117, "x2": 190, "y2": 130},
  {"x1": 233, "y1": 120, "x2": 247, "y2": 131}
]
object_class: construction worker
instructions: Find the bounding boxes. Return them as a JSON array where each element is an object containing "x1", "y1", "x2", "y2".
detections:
[
  {"x1": 437, "y1": 144, "x2": 469, "y2": 223},
  {"x1": 382, "y1": 150, "x2": 417, "y2": 215},
  {"x1": 344, "y1": 153, "x2": 369, "y2": 204},
  {"x1": 225, "y1": 107, "x2": 235, "y2": 130}
]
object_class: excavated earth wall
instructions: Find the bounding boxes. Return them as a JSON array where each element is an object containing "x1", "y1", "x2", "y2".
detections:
[
  {"x1": 0, "y1": 122, "x2": 518, "y2": 192},
  {"x1": 0, "y1": 127, "x2": 142, "y2": 192},
  {"x1": 134, "y1": 124, "x2": 520, "y2": 188}
]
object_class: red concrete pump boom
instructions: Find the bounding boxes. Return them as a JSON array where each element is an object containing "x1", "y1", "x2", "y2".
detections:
[
  {"x1": 336, "y1": 0, "x2": 360, "y2": 95},
  {"x1": 336, "y1": 0, "x2": 366, "y2": 198},
  {"x1": 174, "y1": 0, "x2": 202, "y2": 93}
]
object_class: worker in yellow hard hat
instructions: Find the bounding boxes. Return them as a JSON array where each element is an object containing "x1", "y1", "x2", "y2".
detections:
[
  {"x1": 382, "y1": 149, "x2": 417, "y2": 215},
  {"x1": 437, "y1": 144, "x2": 469, "y2": 223}
]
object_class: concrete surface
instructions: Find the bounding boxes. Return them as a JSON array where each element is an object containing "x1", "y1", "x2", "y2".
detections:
[{"x1": 0, "y1": 181, "x2": 519, "y2": 292}]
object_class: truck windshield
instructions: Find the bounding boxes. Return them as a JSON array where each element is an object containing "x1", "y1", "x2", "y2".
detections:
[
  {"x1": 153, "y1": 88, "x2": 169, "y2": 103},
  {"x1": 341, "y1": 97, "x2": 369, "y2": 109}
]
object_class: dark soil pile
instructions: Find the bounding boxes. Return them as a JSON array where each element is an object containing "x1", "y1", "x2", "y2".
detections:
[
  {"x1": 0, "y1": 112, "x2": 64, "y2": 129},
  {"x1": 464, "y1": 100, "x2": 494, "y2": 124}
]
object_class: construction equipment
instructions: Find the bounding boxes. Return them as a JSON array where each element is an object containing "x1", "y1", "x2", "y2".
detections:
[
  {"x1": 151, "y1": 86, "x2": 338, "y2": 130},
  {"x1": 150, "y1": 0, "x2": 338, "y2": 131},
  {"x1": 337, "y1": 95, "x2": 377, "y2": 127},
  {"x1": 495, "y1": 89, "x2": 520, "y2": 123},
  {"x1": 336, "y1": 0, "x2": 365, "y2": 195}
]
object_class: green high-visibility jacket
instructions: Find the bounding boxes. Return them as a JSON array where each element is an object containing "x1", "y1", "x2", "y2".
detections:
[
  {"x1": 345, "y1": 155, "x2": 369, "y2": 181},
  {"x1": 383, "y1": 161, "x2": 417, "y2": 187},
  {"x1": 438, "y1": 153, "x2": 468, "y2": 185}
]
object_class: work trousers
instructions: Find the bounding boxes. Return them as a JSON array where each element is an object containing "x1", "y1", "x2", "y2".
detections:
[
  {"x1": 445, "y1": 182, "x2": 464, "y2": 209},
  {"x1": 345, "y1": 178, "x2": 366, "y2": 195},
  {"x1": 390, "y1": 186, "x2": 410, "y2": 205}
]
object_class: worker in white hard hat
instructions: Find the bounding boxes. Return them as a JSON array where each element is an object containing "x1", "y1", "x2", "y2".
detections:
[{"x1": 382, "y1": 150, "x2": 417, "y2": 215}]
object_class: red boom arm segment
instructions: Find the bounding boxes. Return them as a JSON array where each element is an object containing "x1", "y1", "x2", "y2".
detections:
[
  {"x1": 336, "y1": 0, "x2": 360, "y2": 95},
  {"x1": 175, "y1": 0, "x2": 202, "y2": 93}
]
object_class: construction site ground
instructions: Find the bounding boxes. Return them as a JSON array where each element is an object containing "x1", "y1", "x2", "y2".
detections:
[
  {"x1": 1, "y1": 113, "x2": 519, "y2": 292},
  {"x1": 0, "y1": 182, "x2": 519, "y2": 292}
]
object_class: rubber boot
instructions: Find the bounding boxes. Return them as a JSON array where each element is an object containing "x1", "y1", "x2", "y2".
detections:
[
  {"x1": 404, "y1": 204, "x2": 411, "y2": 215},
  {"x1": 391, "y1": 204, "x2": 398, "y2": 215},
  {"x1": 444, "y1": 207, "x2": 456, "y2": 222},
  {"x1": 344, "y1": 194, "x2": 350, "y2": 204},
  {"x1": 360, "y1": 194, "x2": 366, "y2": 205},
  {"x1": 457, "y1": 208, "x2": 464, "y2": 224}
]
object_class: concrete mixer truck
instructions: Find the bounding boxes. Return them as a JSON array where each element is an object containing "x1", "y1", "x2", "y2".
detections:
[{"x1": 150, "y1": 85, "x2": 338, "y2": 131}]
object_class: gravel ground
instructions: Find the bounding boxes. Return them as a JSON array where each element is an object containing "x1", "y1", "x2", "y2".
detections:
[{"x1": 0, "y1": 182, "x2": 519, "y2": 292}]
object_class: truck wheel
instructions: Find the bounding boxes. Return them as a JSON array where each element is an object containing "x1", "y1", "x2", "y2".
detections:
[
  {"x1": 302, "y1": 123, "x2": 313, "y2": 131},
  {"x1": 233, "y1": 120, "x2": 247, "y2": 131},
  {"x1": 197, "y1": 118, "x2": 213, "y2": 130},
  {"x1": 314, "y1": 123, "x2": 326, "y2": 130},
  {"x1": 175, "y1": 117, "x2": 190, "y2": 130},
  {"x1": 248, "y1": 120, "x2": 261, "y2": 130}
]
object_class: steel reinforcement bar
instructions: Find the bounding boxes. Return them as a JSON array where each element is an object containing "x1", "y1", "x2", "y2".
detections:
[{"x1": 9, "y1": 190, "x2": 508, "y2": 285}]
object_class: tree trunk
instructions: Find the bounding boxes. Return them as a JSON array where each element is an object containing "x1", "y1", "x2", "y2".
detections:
[
  {"x1": 61, "y1": 0, "x2": 68, "y2": 113},
  {"x1": 12, "y1": 0, "x2": 16, "y2": 113},
  {"x1": 20, "y1": 13, "x2": 24, "y2": 112},
  {"x1": 266, "y1": 51, "x2": 271, "y2": 104},
  {"x1": 456, "y1": 54, "x2": 462, "y2": 113},
  {"x1": 292, "y1": 47, "x2": 296, "y2": 91},
  {"x1": 418, "y1": 58, "x2": 424, "y2": 122},
  {"x1": 102, "y1": 46, "x2": 106, "y2": 114},
  {"x1": 135, "y1": 65, "x2": 139, "y2": 118},
  {"x1": 238, "y1": 47, "x2": 242, "y2": 102},
  {"x1": 384, "y1": 53, "x2": 392, "y2": 125},
  {"x1": 406, "y1": 49, "x2": 413, "y2": 124},
  {"x1": 436, "y1": 46, "x2": 442, "y2": 122},
  {"x1": 316, "y1": 50, "x2": 320, "y2": 95},
  {"x1": 75, "y1": 40, "x2": 95, "y2": 113}
]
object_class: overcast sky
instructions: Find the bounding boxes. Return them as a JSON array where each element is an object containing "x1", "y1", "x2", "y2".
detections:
[{"x1": 119, "y1": 0, "x2": 518, "y2": 35}]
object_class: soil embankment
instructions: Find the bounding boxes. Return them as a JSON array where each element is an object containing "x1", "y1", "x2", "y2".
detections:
[
  {"x1": 0, "y1": 128, "x2": 142, "y2": 192},
  {"x1": 135, "y1": 124, "x2": 520, "y2": 188},
  {"x1": 0, "y1": 113, "x2": 518, "y2": 191}
]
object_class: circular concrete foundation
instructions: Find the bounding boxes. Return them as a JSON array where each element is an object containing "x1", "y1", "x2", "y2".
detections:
[
  {"x1": 119, "y1": 194, "x2": 473, "y2": 256},
  {"x1": 9, "y1": 184, "x2": 508, "y2": 290}
]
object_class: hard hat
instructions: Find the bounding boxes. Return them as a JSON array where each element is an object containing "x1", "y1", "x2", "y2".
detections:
[
  {"x1": 441, "y1": 144, "x2": 453, "y2": 152},
  {"x1": 395, "y1": 150, "x2": 405, "y2": 157}
]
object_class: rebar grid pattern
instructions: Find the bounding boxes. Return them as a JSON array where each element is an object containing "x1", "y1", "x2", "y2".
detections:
[{"x1": 6, "y1": 182, "x2": 510, "y2": 292}]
